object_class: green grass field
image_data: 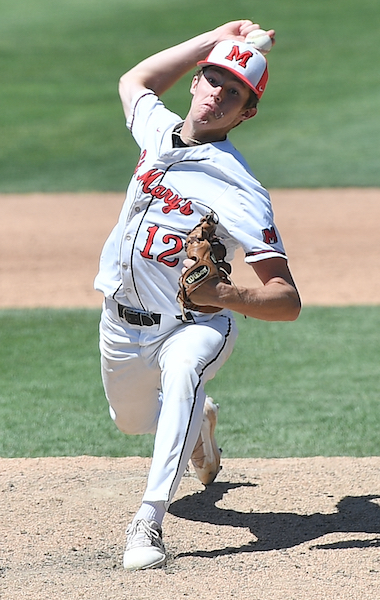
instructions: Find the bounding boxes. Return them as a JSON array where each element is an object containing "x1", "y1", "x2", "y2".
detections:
[
  {"x1": 1, "y1": 308, "x2": 379, "y2": 458},
  {"x1": 1, "y1": 0, "x2": 379, "y2": 191}
]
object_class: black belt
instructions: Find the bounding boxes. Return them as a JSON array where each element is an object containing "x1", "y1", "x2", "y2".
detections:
[{"x1": 117, "y1": 304, "x2": 161, "y2": 326}]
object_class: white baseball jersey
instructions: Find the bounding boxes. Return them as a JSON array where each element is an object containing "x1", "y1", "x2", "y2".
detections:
[{"x1": 95, "y1": 89, "x2": 287, "y2": 316}]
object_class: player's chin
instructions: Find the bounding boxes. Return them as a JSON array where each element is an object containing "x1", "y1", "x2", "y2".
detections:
[
  {"x1": 195, "y1": 105, "x2": 215, "y2": 123},
  {"x1": 194, "y1": 114, "x2": 211, "y2": 126}
]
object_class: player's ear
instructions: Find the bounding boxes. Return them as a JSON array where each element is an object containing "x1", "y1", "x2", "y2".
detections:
[
  {"x1": 240, "y1": 107, "x2": 257, "y2": 121},
  {"x1": 190, "y1": 75, "x2": 199, "y2": 95}
]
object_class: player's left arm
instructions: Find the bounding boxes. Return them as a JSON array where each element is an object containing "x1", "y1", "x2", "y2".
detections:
[{"x1": 187, "y1": 256, "x2": 301, "y2": 322}]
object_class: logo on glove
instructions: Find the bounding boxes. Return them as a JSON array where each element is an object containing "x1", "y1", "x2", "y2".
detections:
[{"x1": 185, "y1": 265, "x2": 210, "y2": 286}]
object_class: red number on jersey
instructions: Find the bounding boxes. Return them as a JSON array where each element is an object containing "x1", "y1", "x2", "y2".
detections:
[{"x1": 140, "y1": 226, "x2": 183, "y2": 267}]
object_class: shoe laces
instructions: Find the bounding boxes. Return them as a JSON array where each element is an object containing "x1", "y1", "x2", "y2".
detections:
[{"x1": 125, "y1": 519, "x2": 163, "y2": 551}]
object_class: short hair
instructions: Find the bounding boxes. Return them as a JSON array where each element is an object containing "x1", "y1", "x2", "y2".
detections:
[{"x1": 195, "y1": 67, "x2": 259, "y2": 109}]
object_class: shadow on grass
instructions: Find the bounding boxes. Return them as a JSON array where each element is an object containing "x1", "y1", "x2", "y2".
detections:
[{"x1": 169, "y1": 483, "x2": 380, "y2": 557}]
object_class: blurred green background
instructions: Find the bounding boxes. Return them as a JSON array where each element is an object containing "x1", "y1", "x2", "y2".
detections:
[{"x1": 1, "y1": 0, "x2": 379, "y2": 191}]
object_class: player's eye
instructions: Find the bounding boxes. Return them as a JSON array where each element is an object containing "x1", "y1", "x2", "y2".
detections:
[
  {"x1": 205, "y1": 75, "x2": 217, "y2": 86},
  {"x1": 204, "y1": 72, "x2": 222, "y2": 88}
]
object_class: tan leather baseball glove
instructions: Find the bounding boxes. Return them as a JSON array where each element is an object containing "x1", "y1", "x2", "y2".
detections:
[{"x1": 177, "y1": 212, "x2": 231, "y2": 314}]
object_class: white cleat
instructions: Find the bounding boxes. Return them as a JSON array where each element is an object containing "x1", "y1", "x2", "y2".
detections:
[{"x1": 123, "y1": 519, "x2": 166, "y2": 570}]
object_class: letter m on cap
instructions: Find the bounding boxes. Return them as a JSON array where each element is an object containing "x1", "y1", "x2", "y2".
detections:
[{"x1": 225, "y1": 45, "x2": 254, "y2": 68}]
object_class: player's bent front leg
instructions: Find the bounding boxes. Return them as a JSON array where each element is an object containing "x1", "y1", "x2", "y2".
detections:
[
  {"x1": 142, "y1": 313, "x2": 238, "y2": 506},
  {"x1": 101, "y1": 353, "x2": 161, "y2": 434},
  {"x1": 99, "y1": 306, "x2": 162, "y2": 435}
]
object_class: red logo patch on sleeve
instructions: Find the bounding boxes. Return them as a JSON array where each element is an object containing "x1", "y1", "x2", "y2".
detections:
[{"x1": 262, "y1": 226, "x2": 278, "y2": 244}]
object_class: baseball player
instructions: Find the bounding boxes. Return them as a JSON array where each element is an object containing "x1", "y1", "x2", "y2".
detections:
[{"x1": 94, "y1": 19, "x2": 301, "y2": 570}]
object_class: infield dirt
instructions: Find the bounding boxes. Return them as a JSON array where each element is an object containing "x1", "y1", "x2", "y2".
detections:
[{"x1": 1, "y1": 188, "x2": 380, "y2": 308}]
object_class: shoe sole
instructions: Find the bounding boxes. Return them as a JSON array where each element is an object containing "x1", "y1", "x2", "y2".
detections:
[{"x1": 123, "y1": 547, "x2": 166, "y2": 570}]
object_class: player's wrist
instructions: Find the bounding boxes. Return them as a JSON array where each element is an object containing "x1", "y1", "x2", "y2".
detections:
[{"x1": 211, "y1": 280, "x2": 237, "y2": 308}]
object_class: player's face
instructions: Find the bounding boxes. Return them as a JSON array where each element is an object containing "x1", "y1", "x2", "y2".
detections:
[{"x1": 188, "y1": 67, "x2": 257, "y2": 139}]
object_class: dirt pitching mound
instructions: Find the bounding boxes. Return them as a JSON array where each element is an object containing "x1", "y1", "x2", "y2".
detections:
[{"x1": 2, "y1": 456, "x2": 380, "y2": 599}]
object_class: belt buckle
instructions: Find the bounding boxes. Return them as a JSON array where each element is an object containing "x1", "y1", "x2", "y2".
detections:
[
  {"x1": 118, "y1": 304, "x2": 158, "y2": 326},
  {"x1": 126, "y1": 309, "x2": 141, "y2": 325},
  {"x1": 141, "y1": 313, "x2": 155, "y2": 326},
  {"x1": 119, "y1": 306, "x2": 137, "y2": 324}
]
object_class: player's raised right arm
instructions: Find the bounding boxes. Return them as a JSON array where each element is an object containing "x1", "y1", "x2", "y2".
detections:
[{"x1": 118, "y1": 20, "x2": 267, "y2": 119}]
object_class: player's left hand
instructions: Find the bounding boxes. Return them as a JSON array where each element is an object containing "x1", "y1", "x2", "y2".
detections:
[
  {"x1": 180, "y1": 260, "x2": 225, "y2": 307},
  {"x1": 177, "y1": 212, "x2": 232, "y2": 314}
]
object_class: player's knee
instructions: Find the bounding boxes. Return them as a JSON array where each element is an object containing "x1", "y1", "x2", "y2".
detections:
[
  {"x1": 161, "y1": 360, "x2": 200, "y2": 398},
  {"x1": 164, "y1": 353, "x2": 199, "y2": 375},
  {"x1": 108, "y1": 405, "x2": 156, "y2": 435}
]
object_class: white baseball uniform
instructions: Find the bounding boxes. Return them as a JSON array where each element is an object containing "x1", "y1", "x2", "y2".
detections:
[{"x1": 95, "y1": 89, "x2": 287, "y2": 506}]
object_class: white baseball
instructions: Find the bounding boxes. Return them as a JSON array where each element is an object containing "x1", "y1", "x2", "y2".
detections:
[{"x1": 245, "y1": 28, "x2": 273, "y2": 55}]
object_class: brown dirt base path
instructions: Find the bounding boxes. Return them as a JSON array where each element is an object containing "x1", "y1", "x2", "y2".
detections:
[
  {"x1": 1, "y1": 188, "x2": 380, "y2": 308},
  {"x1": 1, "y1": 190, "x2": 380, "y2": 599}
]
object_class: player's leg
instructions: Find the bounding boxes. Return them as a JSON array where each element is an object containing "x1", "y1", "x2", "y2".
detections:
[
  {"x1": 143, "y1": 313, "x2": 238, "y2": 505},
  {"x1": 100, "y1": 304, "x2": 170, "y2": 571},
  {"x1": 123, "y1": 313, "x2": 237, "y2": 570},
  {"x1": 99, "y1": 305, "x2": 161, "y2": 435}
]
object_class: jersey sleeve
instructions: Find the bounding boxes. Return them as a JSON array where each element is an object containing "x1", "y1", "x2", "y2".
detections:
[
  {"x1": 126, "y1": 89, "x2": 180, "y2": 150},
  {"x1": 222, "y1": 185, "x2": 288, "y2": 264}
]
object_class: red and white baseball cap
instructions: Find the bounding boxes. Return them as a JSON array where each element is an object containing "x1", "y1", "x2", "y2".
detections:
[{"x1": 197, "y1": 39, "x2": 268, "y2": 98}]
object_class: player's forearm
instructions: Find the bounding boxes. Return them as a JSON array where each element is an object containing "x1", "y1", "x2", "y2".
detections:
[
  {"x1": 213, "y1": 278, "x2": 301, "y2": 322},
  {"x1": 118, "y1": 30, "x2": 220, "y2": 118},
  {"x1": 121, "y1": 32, "x2": 218, "y2": 96},
  {"x1": 119, "y1": 29, "x2": 223, "y2": 107}
]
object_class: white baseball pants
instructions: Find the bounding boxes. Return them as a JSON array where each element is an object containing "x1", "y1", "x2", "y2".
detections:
[{"x1": 99, "y1": 298, "x2": 238, "y2": 507}]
